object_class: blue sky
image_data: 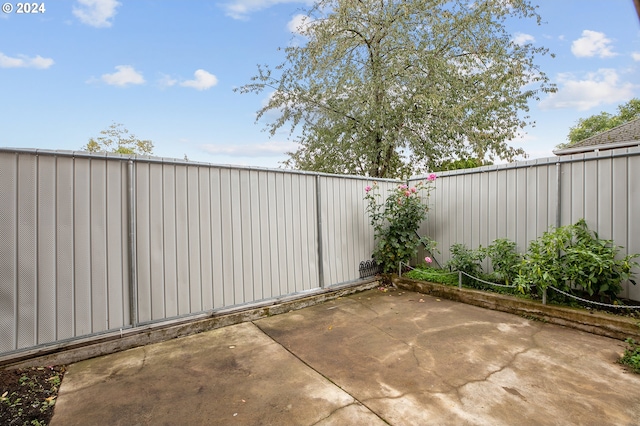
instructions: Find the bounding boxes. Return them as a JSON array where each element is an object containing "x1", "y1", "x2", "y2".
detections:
[{"x1": 1, "y1": 0, "x2": 639, "y2": 169}]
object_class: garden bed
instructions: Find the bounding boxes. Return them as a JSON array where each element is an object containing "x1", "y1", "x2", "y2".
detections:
[{"x1": 393, "y1": 275, "x2": 640, "y2": 342}]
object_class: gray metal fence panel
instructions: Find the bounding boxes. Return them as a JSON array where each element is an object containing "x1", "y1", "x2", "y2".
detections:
[
  {"x1": 3, "y1": 146, "x2": 638, "y2": 357},
  {"x1": 0, "y1": 152, "x2": 131, "y2": 353},
  {"x1": 318, "y1": 175, "x2": 398, "y2": 283},
  {"x1": 413, "y1": 148, "x2": 639, "y2": 299}
]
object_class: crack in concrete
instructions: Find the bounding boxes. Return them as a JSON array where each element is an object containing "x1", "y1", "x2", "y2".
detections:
[
  {"x1": 444, "y1": 322, "x2": 545, "y2": 400},
  {"x1": 308, "y1": 401, "x2": 374, "y2": 426},
  {"x1": 253, "y1": 321, "x2": 390, "y2": 425}
]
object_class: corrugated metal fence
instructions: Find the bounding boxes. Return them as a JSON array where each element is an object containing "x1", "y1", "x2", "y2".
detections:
[
  {"x1": 0, "y1": 149, "x2": 390, "y2": 355},
  {"x1": 413, "y1": 146, "x2": 640, "y2": 301},
  {"x1": 3, "y1": 146, "x2": 639, "y2": 356}
]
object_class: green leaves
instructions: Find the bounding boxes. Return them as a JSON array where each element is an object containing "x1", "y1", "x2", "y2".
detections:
[
  {"x1": 619, "y1": 338, "x2": 640, "y2": 374},
  {"x1": 238, "y1": 0, "x2": 554, "y2": 178},
  {"x1": 82, "y1": 122, "x2": 154, "y2": 156},
  {"x1": 562, "y1": 98, "x2": 640, "y2": 147},
  {"x1": 516, "y1": 219, "x2": 639, "y2": 301},
  {"x1": 365, "y1": 179, "x2": 435, "y2": 272}
]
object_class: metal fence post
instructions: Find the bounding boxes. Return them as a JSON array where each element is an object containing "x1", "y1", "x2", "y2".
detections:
[
  {"x1": 555, "y1": 162, "x2": 561, "y2": 228},
  {"x1": 458, "y1": 271, "x2": 462, "y2": 290},
  {"x1": 542, "y1": 288, "x2": 547, "y2": 305},
  {"x1": 315, "y1": 174, "x2": 325, "y2": 288},
  {"x1": 127, "y1": 159, "x2": 139, "y2": 327}
]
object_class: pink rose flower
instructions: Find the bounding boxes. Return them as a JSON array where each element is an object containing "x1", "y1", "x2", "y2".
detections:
[
  {"x1": 427, "y1": 173, "x2": 437, "y2": 182},
  {"x1": 365, "y1": 185, "x2": 372, "y2": 193},
  {"x1": 424, "y1": 256, "x2": 432, "y2": 264}
]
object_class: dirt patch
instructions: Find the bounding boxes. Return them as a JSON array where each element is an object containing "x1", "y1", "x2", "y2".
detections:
[{"x1": 0, "y1": 366, "x2": 65, "y2": 426}]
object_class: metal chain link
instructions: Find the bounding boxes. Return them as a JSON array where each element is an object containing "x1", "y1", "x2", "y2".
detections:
[
  {"x1": 548, "y1": 286, "x2": 640, "y2": 309},
  {"x1": 460, "y1": 271, "x2": 517, "y2": 288},
  {"x1": 399, "y1": 263, "x2": 639, "y2": 309}
]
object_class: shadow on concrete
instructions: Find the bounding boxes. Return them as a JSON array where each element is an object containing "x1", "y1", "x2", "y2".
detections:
[{"x1": 50, "y1": 286, "x2": 640, "y2": 425}]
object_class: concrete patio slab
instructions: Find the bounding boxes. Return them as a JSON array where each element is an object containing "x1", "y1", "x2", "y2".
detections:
[{"x1": 51, "y1": 288, "x2": 640, "y2": 425}]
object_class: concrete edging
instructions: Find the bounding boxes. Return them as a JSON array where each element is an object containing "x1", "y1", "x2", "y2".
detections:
[{"x1": 394, "y1": 276, "x2": 640, "y2": 341}]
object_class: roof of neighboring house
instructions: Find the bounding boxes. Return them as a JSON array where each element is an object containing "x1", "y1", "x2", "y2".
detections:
[{"x1": 553, "y1": 117, "x2": 640, "y2": 156}]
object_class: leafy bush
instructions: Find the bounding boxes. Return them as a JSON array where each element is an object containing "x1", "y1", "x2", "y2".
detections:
[
  {"x1": 484, "y1": 238, "x2": 522, "y2": 285},
  {"x1": 514, "y1": 225, "x2": 574, "y2": 297},
  {"x1": 619, "y1": 338, "x2": 640, "y2": 374},
  {"x1": 446, "y1": 243, "x2": 485, "y2": 286},
  {"x1": 515, "y1": 219, "x2": 638, "y2": 301},
  {"x1": 365, "y1": 176, "x2": 436, "y2": 273},
  {"x1": 566, "y1": 220, "x2": 637, "y2": 299}
]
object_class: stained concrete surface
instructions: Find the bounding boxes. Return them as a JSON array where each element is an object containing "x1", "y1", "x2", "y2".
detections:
[{"x1": 51, "y1": 288, "x2": 640, "y2": 425}]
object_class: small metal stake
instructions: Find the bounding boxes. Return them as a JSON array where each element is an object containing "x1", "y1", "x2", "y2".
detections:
[
  {"x1": 458, "y1": 271, "x2": 462, "y2": 290},
  {"x1": 542, "y1": 288, "x2": 547, "y2": 305}
]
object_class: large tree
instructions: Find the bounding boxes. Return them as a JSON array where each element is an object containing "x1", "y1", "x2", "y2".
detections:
[
  {"x1": 238, "y1": 0, "x2": 555, "y2": 178},
  {"x1": 82, "y1": 122, "x2": 154, "y2": 155},
  {"x1": 560, "y1": 98, "x2": 640, "y2": 148}
]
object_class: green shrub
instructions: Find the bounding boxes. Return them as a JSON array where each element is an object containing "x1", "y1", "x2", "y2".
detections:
[
  {"x1": 515, "y1": 219, "x2": 638, "y2": 301},
  {"x1": 446, "y1": 243, "x2": 485, "y2": 286},
  {"x1": 619, "y1": 338, "x2": 640, "y2": 374},
  {"x1": 484, "y1": 238, "x2": 522, "y2": 285},
  {"x1": 364, "y1": 176, "x2": 436, "y2": 273}
]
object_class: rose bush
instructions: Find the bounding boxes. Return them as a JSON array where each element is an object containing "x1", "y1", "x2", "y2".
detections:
[{"x1": 365, "y1": 175, "x2": 436, "y2": 273}]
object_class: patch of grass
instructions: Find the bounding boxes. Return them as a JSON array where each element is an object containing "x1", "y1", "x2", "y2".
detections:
[
  {"x1": 619, "y1": 338, "x2": 640, "y2": 374},
  {"x1": 404, "y1": 267, "x2": 458, "y2": 285}
]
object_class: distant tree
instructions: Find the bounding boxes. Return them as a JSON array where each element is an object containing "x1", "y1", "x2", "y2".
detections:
[
  {"x1": 238, "y1": 0, "x2": 555, "y2": 179},
  {"x1": 82, "y1": 123, "x2": 154, "y2": 155},
  {"x1": 431, "y1": 157, "x2": 493, "y2": 172},
  {"x1": 560, "y1": 98, "x2": 640, "y2": 148}
]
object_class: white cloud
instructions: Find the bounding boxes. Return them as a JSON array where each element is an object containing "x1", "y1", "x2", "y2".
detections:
[
  {"x1": 221, "y1": 0, "x2": 312, "y2": 20},
  {"x1": 571, "y1": 30, "x2": 616, "y2": 58},
  {"x1": 539, "y1": 69, "x2": 636, "y2": 111},
  {"x1": 512, "y1": 32, "x2": 535, "y2": 46},
  {"x1": 73, "y1": 0, "x2": 121, "y2": 28},
  {"x1": 201, "y1": 141, "x2": 298, "y2": 157},
  {"x1": 101, "y1": 65, "x2": 145, "y2": 87},
  {"x1": 0, "y1": 52, "x2": 54, "y2": 69},
  {"x1": 632, "y1": 52, "x2": 640, "y2": 61},
  {"x1": 180, "y1": 69, "x2": 218, "y2": 90},
  {"x1": 157, "y1": 74, "x2": 178, "y2": 89}
]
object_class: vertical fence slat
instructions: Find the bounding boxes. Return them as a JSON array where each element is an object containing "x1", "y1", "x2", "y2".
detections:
[
  {"x1": 0, "y1": 153, "x2": 17, "y2": 352},
  {"x1": 17, "y1": 155, "x2": 37, "y2": 349},
  {"x1": 627, "y1": 152, "x2": 640, "y2": 301},
  {"x1": 187, "y1": 166, "x2": 202, "y2": 312},
  {"x1": 148, "y1": 163, "x2": 165, "y2": 320},
  {"x1": 37, "y1": 156, "x2": 57, "y2": 344},
  {"x1": 199, "y1": 167, "x2": 214, "y2": 311},
  {"x1": 210, "y1": 169, "x2": 224, "y2": 309},
  {"x1": 166, "y1": 165, "x2": 180, "y2": 316},
  {"x1": 135, "y1": 163, "x2": 151, "y2": 323},
  {"x1": 56, "y1": 157, "x2": 75, "y2": 340}
]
